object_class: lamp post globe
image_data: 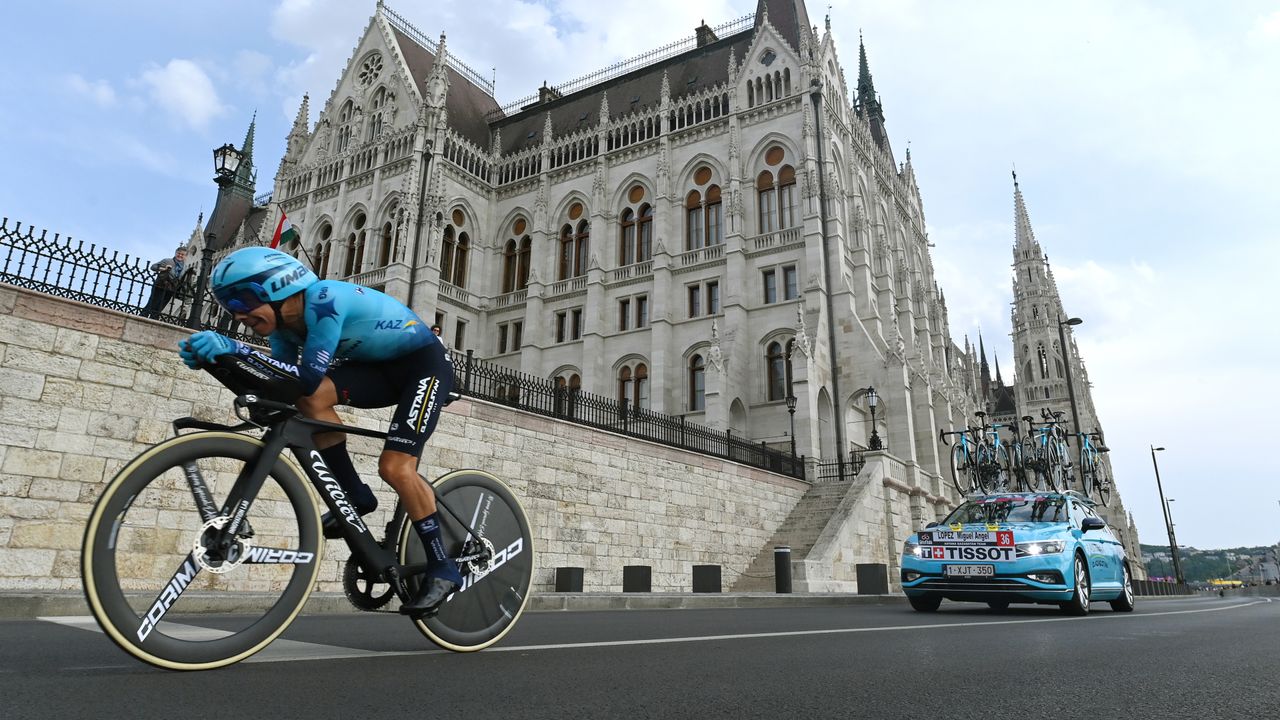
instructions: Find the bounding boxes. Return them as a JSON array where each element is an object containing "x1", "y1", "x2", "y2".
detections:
[
  {"x1": 188, "y1": 142, "x2": 246, "y2": 329},
  {"x1": 866, "y1": 386, "x2": 882, "y2": 450},
  {"x1": 785, "y1": 394, "x2": 798, "y2": 457}
]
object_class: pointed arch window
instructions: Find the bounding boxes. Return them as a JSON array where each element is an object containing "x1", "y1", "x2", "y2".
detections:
[
  {"x1": 766, "y1": 341, "x2": 788, "y2": 401},
  {"x1": 378, "y1": 202, "x2": 401, "y2": 268},
  {"x1": 343, "y1": 212, "x2": 367, "y2": 277},
  {"x1": 517, "y1": 236, "x2": 530, "y2": 288},
  {"x1": 554, "y1": 373, "x2": 582, "y2": 418},
  {"x1": 453, "y1": 233, "x2": 470, "y2": 287},
  {"x1": 368, "y1": 87, "x2": 391, "y2": 141},
  {"x1": 502, "y1": 240, "x2": 518, "y2": 293},
  {"x1": 558, "y1": 225, "x2": 574, "y2": 280},
  {"x1": 689, "y1": 354, "x2": 706, "y2": 411},
  {"x1": 757, "y1": 170, "x2": 777, "y2": 232},
  {"x1": 686, "y1": 190, "x2": 704, "y2": 250},
  {"x1": 574, "y1": 220, "x2": 590, "y2": 277},
  {"x1": 337, "y1": 100, "x2": 355, "y2": 154},
  {"x1": 686, "y1": 167, "x2": 723, "y2": 250},
  {"x1": 620, "y1": 209, "x2": 636, "y2": 266},
  {"x1": 616, "y1": 362, "x2": 650, "y2": 411},
  {"x1": 440, "y1": 226, "x2": 456, "y2": 283},
  {"x1": 638, "y1": 204, "x2": 652, "y2": 261},
  {"x1": 778, "y1": 165, "x2": 797, "y2": 228},
  {"x1": 315, "y1": 223, "x2": 333, "y2": 279},
  {"x1": 1037, "y1": 343, "x2": 1049, "y2": 380}
]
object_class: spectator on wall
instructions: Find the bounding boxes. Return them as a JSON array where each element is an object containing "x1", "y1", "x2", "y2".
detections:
[{"x1": 142, "y1": 246, "x2": 186, "y2": 319}]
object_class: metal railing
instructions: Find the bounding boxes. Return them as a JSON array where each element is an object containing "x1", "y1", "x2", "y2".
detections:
[
  {"x1": 451, "y1": 349, "x2": 804, "y2": 479},
  {"x1": 0, "y1": 217, "x2": 257, "y2": 343},
  {"x1": 1, "y1": 215, "x2": 804, "y2": 479},
  {"x1": 486, "y1": 12, "x2": 755, "y2": 121},
  {"x1": 813, "y1": 451, "x2": 867, "y2": 484}
]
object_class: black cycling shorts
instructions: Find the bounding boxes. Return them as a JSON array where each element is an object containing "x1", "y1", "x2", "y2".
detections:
[{"x1": 326, "y1": 342, "x2": 453, "y2": 458}]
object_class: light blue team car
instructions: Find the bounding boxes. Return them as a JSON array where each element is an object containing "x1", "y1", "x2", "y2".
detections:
[{"x1": 900, "y1": 492, "x2": 1135, "y2": 615}]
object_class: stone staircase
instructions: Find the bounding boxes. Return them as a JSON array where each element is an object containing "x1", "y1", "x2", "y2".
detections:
[{"x1": 730, "y1": 481, "x2": 854, "y2": 591}]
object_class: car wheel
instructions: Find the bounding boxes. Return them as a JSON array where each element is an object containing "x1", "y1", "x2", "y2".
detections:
[
  {"x1": 1109, "y1": 564, "x2": 1135, "y2": 612},
  {"x1": 1060, "y1": 554, "x2": 1090, "y2": 616},
  {"x1": 908, "y1": 594, "x2": 942, "y2": 612},
  {"x1": 987, "y1": 601, "x2": 1010, "y2": 612}
]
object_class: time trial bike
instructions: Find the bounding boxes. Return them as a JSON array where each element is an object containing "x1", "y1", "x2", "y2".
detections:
[{"x1": 80, "y1": 355, "x2": 534, "y2": 671}]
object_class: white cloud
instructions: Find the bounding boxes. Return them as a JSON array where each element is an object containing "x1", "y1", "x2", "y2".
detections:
[
  {"x1": 1256, "y1": 10, "x2": 1280, "y2": 38},
  {"x1": 140, "y1": 59, "x2": 226, "y2": 131},
  {"x1": 64, "y1": 74, "x2": 116, "y2": 107}
]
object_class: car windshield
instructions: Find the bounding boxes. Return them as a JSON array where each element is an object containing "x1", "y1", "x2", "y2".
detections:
[{"x1": 942, "y1": 495, "x2": 1069, "y2": 525}]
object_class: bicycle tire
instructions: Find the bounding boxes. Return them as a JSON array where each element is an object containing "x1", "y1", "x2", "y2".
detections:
[
  {"x1": 1046, "y1": 442, "x2": 1067, "y2": 493},
  {"x1": 972, "y1": 446, "x2": 993, "y2": 495},
  {"x1": 949, "y1": 444, "x2": 970, "y2": 496},
  {"x1": 993, "y1": 444, "x2": 1013, "y2": 493},
  {"x1": 398, "y1": 470, "x2": 533, "y2": 652},
  {"x1": 1092, "y1": 461, "x2": 1113, "y2": 507},
  {"x1": 1018, "y1": 439, "x2": 1039, "y2": 491},
  {"x1": 81, "y1": 432, "x2": 322, "y2": 671}
]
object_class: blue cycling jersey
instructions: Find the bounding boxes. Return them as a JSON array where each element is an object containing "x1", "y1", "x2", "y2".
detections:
[{"x1": 266, "y1": 280, "x2": 438, "y2": 394}]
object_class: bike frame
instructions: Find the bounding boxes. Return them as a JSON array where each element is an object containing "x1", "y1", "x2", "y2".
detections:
[{"x1": 171, "y1": 394, "x2": 469, "y2": 605}]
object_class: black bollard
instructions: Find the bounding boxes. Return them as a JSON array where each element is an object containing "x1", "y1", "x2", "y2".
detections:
[
  {"x1": 555, "y1": 567, "x2": 584, "y2": 592},
  {"x1": 774, "y1": 546, "x2": 792, "y2": 593}
]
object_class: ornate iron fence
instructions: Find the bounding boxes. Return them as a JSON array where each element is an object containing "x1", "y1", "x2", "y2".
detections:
[
  {"x1": 452, "y1": 349, "x2": 805, "y2": 479},
  {"x1": 0, "y1": 217, "x2": 257, "y2": 342},
  {"x1": 814, "y1": 451, "x2": 867, "y2": 483},
  {"x1": 1, "y1": 216, "x2": 805, "y2": 480}
]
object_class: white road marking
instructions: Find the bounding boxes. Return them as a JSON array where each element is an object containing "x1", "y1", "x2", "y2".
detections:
[{"x1": 39, "y1": 598, "x2": 1273, "y2": 665}]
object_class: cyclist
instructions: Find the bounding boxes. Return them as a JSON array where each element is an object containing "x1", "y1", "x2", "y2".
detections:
[{"x1": 177, "y1": 246, "x2": 461, "y2": 615}]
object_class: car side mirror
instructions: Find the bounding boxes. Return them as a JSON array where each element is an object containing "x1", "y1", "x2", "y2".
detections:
[
  {"x1": 1081, "y1": 517, "x2": 1105, "y2": 532},
  {"x1": 925, "y1": 522, "x2": 939, "y2": 529}
]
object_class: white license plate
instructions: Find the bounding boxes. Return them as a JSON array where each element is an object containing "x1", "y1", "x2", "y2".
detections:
[{"x1": 945, "y1": 564, "x2": 995, "y2": 577}]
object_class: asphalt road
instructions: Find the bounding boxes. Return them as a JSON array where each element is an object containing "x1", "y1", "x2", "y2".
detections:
[{"x1": 2, "y1": 596, "x2": 1276, "y2": 720}]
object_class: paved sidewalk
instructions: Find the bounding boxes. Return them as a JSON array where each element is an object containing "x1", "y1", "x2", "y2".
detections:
[
  {"x1": 3, "y1": 587, "x2": 1219, "y2": 620},
  {"x1": 0, "y1": 590, "x2": 908, "y2": 619}
]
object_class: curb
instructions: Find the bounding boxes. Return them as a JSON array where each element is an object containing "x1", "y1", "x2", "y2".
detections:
[{"x1": 0, "y1": 591, "x2": 907, "y2": 619}]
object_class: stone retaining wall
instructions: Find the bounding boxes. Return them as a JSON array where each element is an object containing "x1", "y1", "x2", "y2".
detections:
[{"x1": 0, "y1": 285, "x2": 808, "y2": 594}]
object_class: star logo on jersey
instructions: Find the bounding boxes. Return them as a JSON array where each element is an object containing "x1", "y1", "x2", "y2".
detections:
[{"x1": 310, "y1": 298, "x2": 339, "y2": 324}]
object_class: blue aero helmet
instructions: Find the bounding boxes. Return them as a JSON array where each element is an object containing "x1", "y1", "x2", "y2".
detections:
[{"x1": 211, "y1": 247, "x2": 318, "y2": 314}]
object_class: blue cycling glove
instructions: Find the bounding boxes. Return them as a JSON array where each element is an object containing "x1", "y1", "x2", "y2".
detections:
[{"x1": 178, "y1": 331, "x2": 242, "y2": 369}]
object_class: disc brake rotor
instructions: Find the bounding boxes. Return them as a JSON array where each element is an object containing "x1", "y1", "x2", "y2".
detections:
[{"x1": 192, "y1": 516, "x2": 254, "y2": 574}]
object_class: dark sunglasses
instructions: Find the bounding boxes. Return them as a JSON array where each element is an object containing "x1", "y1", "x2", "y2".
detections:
[{"x1": 215, "y1": 284, "x2": 269, "y2": 314}]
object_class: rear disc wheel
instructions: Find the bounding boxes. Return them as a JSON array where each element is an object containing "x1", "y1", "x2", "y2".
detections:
[{"x1": 398, "y1": 470, "x2": 533, "y2": 652}]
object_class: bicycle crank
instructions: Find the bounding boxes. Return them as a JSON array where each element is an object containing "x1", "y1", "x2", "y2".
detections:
[{"x1": 341, "y1": 556, "x2": 396, "y2": 611}]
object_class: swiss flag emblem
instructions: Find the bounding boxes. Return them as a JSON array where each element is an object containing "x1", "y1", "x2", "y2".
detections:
[
  {"x1": 996, "y1": 531, "x2": 1014, "y2": 546},
  {"x1": 932, "y1": 547, "x2": 945, "y2": 559}
]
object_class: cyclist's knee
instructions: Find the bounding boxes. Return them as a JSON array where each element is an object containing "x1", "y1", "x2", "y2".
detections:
[
  {"x1": 378, "y1": 451, "x2": 422, "y2": 490},
  {"x1": 296, "y1": 377, "x2": 338, "y2": 417}
]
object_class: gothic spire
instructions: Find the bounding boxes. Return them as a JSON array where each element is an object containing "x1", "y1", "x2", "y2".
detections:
[
  {"x1": 1013, "y1": 169, "x2": 1038, "y2": 252},
  {"x1": 856, "y1": 32, "x2": 888, "y2": 148},
  {"x1": 240, "y1": 111, "x2": 256, "y2": 163},
  {"x1": 994, "y1": 353, "x2": 1004, "y2": 387},
  {"x1": 233, "y1": 113, "x2": 257, "y2": 196},
  {"x1": 978, "y1": 330, "x2": 992, "y2": 402},
  {"x1": 291, "y1": 94, "x2": 310, "y2": 135}
]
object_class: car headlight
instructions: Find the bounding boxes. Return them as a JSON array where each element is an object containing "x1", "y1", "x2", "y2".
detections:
[
  {"x1": 902, "y1": 540, "x2": 926, "y2": 558},
  {"x1": 1016, "y1": 540, "x2": 1066, "y2": 557}
]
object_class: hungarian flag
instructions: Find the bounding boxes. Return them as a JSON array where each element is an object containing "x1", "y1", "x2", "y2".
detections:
[{"x1": 270, "y1": 211, "x2": 299, "y2": 249}]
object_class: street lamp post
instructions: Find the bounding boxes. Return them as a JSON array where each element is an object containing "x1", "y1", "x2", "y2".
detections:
[
  {"x1": 785, "y1": 394, "x2": 798, "y2": 458},
  {"x1": 187, "y1": 143, "x2": 245, "y2": 329},
  {"x1": 1150, "y1": 445, "x2": 1185, "y2": 585},
  {"x1": 1057, "y1": 316, "x2": 1084, "y2": 439},
  {"x1": 866, "y1": 387, "x2": 882, "y2": 450}
]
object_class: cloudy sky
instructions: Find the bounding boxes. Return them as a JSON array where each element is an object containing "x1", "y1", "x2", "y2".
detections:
[{"x1": 2, "y1": 1, "x2": 1277, "y2": 551}]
